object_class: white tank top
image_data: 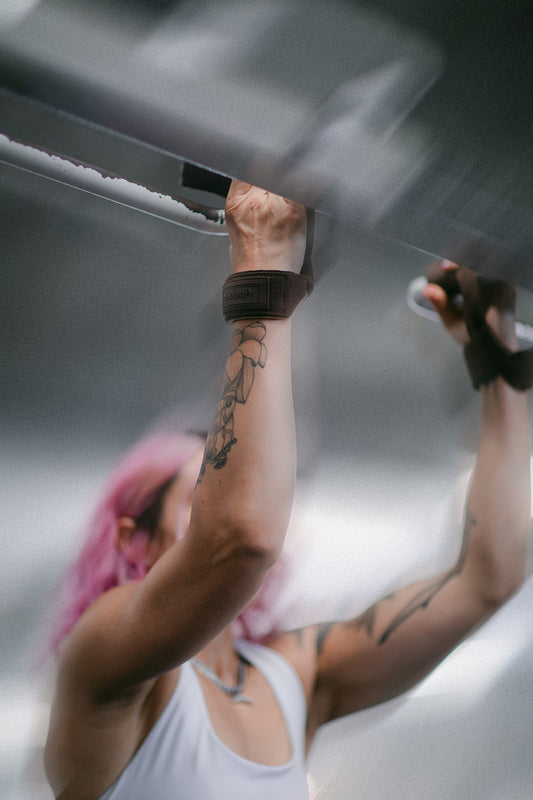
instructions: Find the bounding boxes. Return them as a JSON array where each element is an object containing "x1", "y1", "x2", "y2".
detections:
[{"x1": 98, "y1": 640, "x2": 310, "y2": 800}]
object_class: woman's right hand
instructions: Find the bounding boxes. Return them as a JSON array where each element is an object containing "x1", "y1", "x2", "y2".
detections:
[
  {"x1": 423, "y1": 260, "x2": 519, "y2": 352},
  {"x1": 225, "y1": 180, "x2": 307, "y2": 274}
]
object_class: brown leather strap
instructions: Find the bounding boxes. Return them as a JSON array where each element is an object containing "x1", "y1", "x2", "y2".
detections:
[
  {"x1": 222, "y1": 270, "x2": 310, "y2": 321},
  {"x1": 425, "y1": 263, "x2": 533, "y2": 390},
  {"x1": 464, "y1": 328, "x2": 533, "y2": 390}
]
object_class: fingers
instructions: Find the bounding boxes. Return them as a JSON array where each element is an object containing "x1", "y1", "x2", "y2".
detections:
[
  {"x1": 423, "y1": 261, "x2": 469, "y2": 345},
  {"x1": 422, "y1": 282, "x2": 455, "y2": 321},
  {"x1": 225, "y1": 179, "x2": 256, "y2": 210},
  {"x1": 226, "y1": 179, "x2": 273, "y2": 206},
  {"x1": 226, "y1": 179, "x2": 258, "y2": 198},
  {"x1": 225, "y1": 179, "x2": 306, "y2": 238},
  {"x1": 226, "y1": 180, "x2": 304, "y2": 215},
  {"x1": 423, "y1": 260, "x2": 460, "y2": 318}
]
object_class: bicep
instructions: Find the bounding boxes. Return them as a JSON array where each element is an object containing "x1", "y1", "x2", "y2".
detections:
[
  {"x1": 313, "y1": 570, "x2": 492, "y2": 723},
  {"x1": 63, "y1": 523, "x2": 271, "y2": 700}
]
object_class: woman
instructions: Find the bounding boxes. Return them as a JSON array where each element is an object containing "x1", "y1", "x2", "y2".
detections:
[{"x1": 44, "y1": 181, "x2": 531, "y2": 799}]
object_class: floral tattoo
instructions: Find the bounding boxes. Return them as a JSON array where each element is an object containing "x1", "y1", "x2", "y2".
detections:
[{"x1": 198, "y1": 322, "x2": 267, "y2": 481}]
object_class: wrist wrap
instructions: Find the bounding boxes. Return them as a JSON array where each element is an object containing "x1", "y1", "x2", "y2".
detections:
[
  {"x1": 222, "y1": 270, "x2": 310, "y2": 321},
  {"x1": 464, "y1": 328, "x2": 533, "y2": 390},
  {"x1": 425, "y1": 262, "x2": 533, "y2": 391}
]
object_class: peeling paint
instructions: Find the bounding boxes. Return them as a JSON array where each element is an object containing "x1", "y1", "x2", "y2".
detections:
[{"x1": 0, "y1": 133, "x2": 228, "y2": 235}]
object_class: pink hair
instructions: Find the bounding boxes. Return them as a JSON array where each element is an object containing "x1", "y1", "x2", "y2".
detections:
[{"x1": 48, "y1": 429, "x2": 290, "y2": 655}]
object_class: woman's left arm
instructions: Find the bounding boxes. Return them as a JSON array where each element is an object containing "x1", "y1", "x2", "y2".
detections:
[{"x1": 307, "y1": 275, "x2": 531, "y2": 731}]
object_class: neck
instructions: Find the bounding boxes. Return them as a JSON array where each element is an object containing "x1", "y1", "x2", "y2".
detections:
[{"x1": 195, "y1": 626, "x2": 240, "y2": 684}]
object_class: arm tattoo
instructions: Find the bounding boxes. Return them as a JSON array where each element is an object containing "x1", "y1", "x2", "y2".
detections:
[
  {"x1": 346, "y1": 509, "x2": 478, "y2": 646},
  {"x1": 342, "y1": 591, "x2": 395, "y2": 640},
  {"x1": 354, "y1": 598, "x2": 383, "y2": 637},
  {"x1": 197, "y1": 322, "x2": 267, "y2": 482}
]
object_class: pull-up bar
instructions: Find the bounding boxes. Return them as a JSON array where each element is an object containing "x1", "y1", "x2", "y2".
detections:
[{"x1": 0, "y1": 133, "x2": 228, "y2": 235}]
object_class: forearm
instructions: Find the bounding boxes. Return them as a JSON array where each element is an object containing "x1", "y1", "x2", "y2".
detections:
[
  {"x1": 462, "y1": 376, "x2": 530, "y2": 602},
  {"x1": 191, "y1": 316, "x2": 296, "y2": 560},
  {"x1": 187, "y1": 182, "x2": 306, "y2": 563}
]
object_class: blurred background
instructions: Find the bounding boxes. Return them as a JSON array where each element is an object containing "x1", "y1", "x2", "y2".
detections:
[{"x1": 1, "y1": 1, "x2": 532, "y2": 798}]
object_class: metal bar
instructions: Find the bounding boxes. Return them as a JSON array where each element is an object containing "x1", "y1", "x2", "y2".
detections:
[{"x1": 0, "y1": 133, "x2": 228, "y2": 235}]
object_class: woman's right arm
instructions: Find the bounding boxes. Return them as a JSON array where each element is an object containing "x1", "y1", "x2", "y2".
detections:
[{"x1": 61, "y1": 182, "x2": 307, "y2": 696}]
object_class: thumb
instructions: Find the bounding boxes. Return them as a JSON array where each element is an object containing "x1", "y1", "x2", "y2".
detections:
[
  {"x1": 423, "y1": 282, "x2": 469, "y2": 345},
  {"x1": 423, "y1": 282, "x2": 448, "y2": 315}
]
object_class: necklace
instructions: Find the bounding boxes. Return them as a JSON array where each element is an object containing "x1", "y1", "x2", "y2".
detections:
[{"x1": 191, "y1": 655, "x2": 252, "y2": 704}]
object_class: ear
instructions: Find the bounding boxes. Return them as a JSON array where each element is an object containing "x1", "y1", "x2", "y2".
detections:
[{"x1": 116, "y1": 517, "x2": 148, "y2": 567}]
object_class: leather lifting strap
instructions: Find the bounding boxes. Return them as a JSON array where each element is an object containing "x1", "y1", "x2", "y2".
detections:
[
  {"x1": 222, "y1": 209, "x2": 315, "y2": 322},
  {"x1": 425, "y1": 263, "x2": 533, "y2": 390}
]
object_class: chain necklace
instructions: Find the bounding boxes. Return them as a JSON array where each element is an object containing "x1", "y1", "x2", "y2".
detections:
[{"x1": 191, "y1": 655, "x2": 252, "y2": 704}]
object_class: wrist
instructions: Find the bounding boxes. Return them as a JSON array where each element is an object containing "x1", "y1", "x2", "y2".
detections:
[
  {"x1": 222, "y1": 270, "x2": 310, "y2": 322},
  {"x1": 230, "y1": 245, "x2": 306, "y2": 275}
]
